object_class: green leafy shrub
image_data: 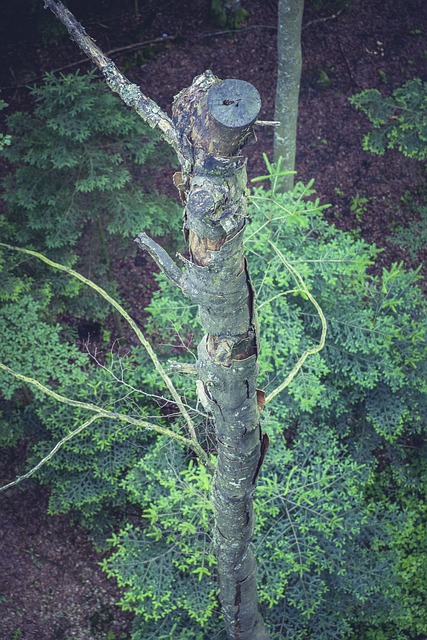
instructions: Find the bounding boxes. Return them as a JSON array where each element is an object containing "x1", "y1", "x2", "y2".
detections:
[
  {"x1": 1, "y1": 239, "x2": 188, "y2": 545},
  {"x1": 0, "y1": 288, "x2": 88, "y2": 448},
  {"x1": 350, "y1": 460, "x2": 427, "y2": 640},
  {"x1": 0, "y1": 295, "x2": 88, "y2": 401},
  {"x1": 0, "y1": 249, "x2": 167, "y2": 530},
  {"x1": 3, "y1": 174, "x2": 426, "y2": 637},
  {"x1": 210, "y1": 0, "x2": 249, "y2": 29},
  {"x1": 100, "y1": 178, "x2": 427, "y2": 639},
  {"x1": 351, "y1": 77, "x2": 427, "y2": 287},
  {"x1": 27, "y1": 346, "x2": 172, "y2": 533},
  {"x1": 103, "y1": 438, "x2": 218, "y2": 632},
  {"x1": 350, "y1": 78, "x2": 427, "y2": 160},
  {"x1": 389, "y1": 197, "x2": 427, "y2": 262},
  {"x1": 2, "y1": 70, "x2": 180, "y2": 319}
]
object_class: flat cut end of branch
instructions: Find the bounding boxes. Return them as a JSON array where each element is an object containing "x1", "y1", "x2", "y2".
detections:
[{"x1": 208, "y1": 79, "x2": 261, "y2": 131}]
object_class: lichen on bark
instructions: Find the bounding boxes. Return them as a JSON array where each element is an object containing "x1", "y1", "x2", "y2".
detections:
[{"x1": 168, "y1": 71, "x2": 270, "y2": 640}]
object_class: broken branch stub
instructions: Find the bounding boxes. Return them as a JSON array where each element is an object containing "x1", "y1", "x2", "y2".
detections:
[{"x1": 173, "y1": 74, "x2": 261, "y2": 158}]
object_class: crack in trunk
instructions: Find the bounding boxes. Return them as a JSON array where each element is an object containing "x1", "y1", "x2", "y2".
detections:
[{"x1": 171, "y1": 72, "x2": 270, "y2": 640}]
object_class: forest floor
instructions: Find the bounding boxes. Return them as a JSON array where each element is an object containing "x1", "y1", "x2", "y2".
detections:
[{"x1": 0, "y1": 0, "x2": 426, "y2": 638}]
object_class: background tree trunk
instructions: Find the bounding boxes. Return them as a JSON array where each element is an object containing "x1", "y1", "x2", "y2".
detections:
[{"x1": 274, "y1": 0, "x2": 304, "y2": 191}]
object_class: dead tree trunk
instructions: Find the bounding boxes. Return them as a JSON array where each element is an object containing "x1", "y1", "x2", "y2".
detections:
[
  {"x1": 42, "y1": 3, "x2": 270, "y2": 638},
  {"x1": 175, "y1": 73, "x2": 268, "y2": 640},
  {"x1": 137, "y1": 70, "x2": 270, "y2": 640}
]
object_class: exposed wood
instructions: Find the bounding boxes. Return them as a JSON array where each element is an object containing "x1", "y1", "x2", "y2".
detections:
[{"x1": 171, "y1": 72, "x2": 269, "y2": 639}]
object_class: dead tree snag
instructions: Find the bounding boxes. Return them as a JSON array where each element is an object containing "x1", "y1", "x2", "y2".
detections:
[{"x1": 41, "y1": 3, "x2": 270, "y2": 637}]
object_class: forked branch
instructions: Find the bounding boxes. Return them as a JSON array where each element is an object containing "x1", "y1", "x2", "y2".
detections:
[{"x1": 0, "y1": 362, "x2": 213, "y2": 493}]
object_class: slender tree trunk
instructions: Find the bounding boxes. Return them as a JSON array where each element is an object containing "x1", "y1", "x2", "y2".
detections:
[{"x1": 274, "y1": 0, "x2": 304, "y2": 191}]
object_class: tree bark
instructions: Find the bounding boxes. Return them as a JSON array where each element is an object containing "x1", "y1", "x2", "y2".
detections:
[
  {"x1": 178, "y1": 75, "x2": 269, "y2": 640},
  {"x1": 273, "y1": 0, "x2": 304, "y2": 191},
  {"x1": 41, "y1": 3, "x2": 270, "y2": 637},
  {"x1": 138, "y1": 72, "x2": 270, "y2": 639}
]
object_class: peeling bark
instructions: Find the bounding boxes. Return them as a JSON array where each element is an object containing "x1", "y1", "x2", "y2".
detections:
[
  {"x1": 41, "y1": 3, "x2": 270, "y2": 637},
  {"x1": 139, "y1": 72, "x2": 270, "y2": 639},
  {"x1": 171, "y1": 72, "x2": 269, "y2": 640}
]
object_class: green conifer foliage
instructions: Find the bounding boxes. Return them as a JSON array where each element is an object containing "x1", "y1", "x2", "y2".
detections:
[
  {"x1": 102, "y1": 178, "x2": 427, "y2": 639},
  {"x1": 350, "y1": 78, "x2": 427, "y2": 160},
  {"x1": 351, "y1": 77, "x2": 427, "y2": 283},
  {"x1": 0, "y1": 100, "x2": 12, "y2": 151},
  {"x1": 27, "y1": 348, "x2": 165, "y2": 533},
  {"x1": 2, "y1": 71, "x2": 180, "y2": 319},
  {"x1": 2, "y1": 169, "x2": 426, "y2": 637}
]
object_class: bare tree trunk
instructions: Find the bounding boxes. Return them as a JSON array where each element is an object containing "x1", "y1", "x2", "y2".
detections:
[
  {"x1": 138, "y1": 71, "x2": 270, "y2": 640},
  {"x1": 175, "y1": 73, "x2": 269, "y2": 640},
  {"x1": 274, "y1": 0, "x2": 304, "y2": 191},
  {"x1": 42, "y1": 3, "x2": 270, "y2": 638}
]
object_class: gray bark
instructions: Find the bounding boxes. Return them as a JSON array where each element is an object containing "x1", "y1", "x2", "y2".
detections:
[
  {"x1": 139, "y1": 74, "x2": 270, "y2": 638},
  {"x1": 42, "y1": 3, "x2": 270, "y2": 638},
  {"x1": 274, "y1": 0, "x2": 304, "y2": 191}
]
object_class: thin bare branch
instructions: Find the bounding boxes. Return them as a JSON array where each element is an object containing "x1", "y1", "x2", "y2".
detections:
[
  {"x1": 2, "y1": 35, "x2": 176, "y2": 87},
  {"x1": 42, "y1": 0, "x2": 181, "y2": 156},
  {"x1": 0, "y1": 414, "x2": 102, "y2": 493},
  {"x1": 0, "y1": 362, "x2": 187, "y2": 440},
  {"x1": 264, "y1": 241, "x2": 327, "y2": 405},
  {"x1": 0, "y1": 242, "x2": 202, "y2": 453},
  {"x1": 0, "y1": 362, "x2": 214, "y2": 491},
  {"x1": 303, "y1": 8, "x2": 344, "y2": 30}
]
